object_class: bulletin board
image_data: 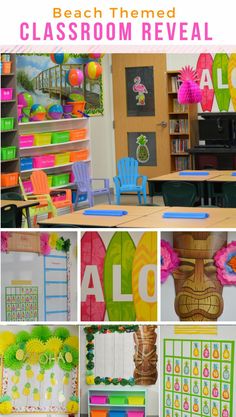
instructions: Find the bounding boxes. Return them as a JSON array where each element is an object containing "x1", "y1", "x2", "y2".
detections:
[
  {"x1": 163, "y1": 339, "x2": 234, "y2": 417},
  {"x1": 5, "y1": 286, "x2": 38, "y2": 321}
]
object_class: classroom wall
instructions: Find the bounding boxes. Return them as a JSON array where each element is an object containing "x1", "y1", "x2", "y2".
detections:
[
  {"x1": 80, "y1": 326, "x2": 159, "y2": 416},
  {"x1": 161, "y1": 232, "x2": 236, "y2": 321},
  {"x1": 160, "y1": 325, "x2": 236, "y2": 417},
  {"x1": 1, "y1": 232, "x2": 77, "y2": 321}
]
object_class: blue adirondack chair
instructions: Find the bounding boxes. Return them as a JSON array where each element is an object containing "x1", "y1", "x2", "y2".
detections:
[
  {"x1": 72, "y1": 162, "x2": 111, "y2": 208},
  {"x1": 113, "y1": 157, "x2": 147, "y2": 205}
]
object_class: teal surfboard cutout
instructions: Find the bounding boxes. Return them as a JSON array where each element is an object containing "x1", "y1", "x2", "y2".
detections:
[
  {"x1": 212, "y1": 53, "x2": 231, "y2": 111},
  {"x1": 104, "y1": 232, "x2": 136, "y2": 321}
]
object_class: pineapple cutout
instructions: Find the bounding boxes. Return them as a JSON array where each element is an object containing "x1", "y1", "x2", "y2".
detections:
[{"x1": 136, "y1": 135, "x2": 150, "y2": 163}]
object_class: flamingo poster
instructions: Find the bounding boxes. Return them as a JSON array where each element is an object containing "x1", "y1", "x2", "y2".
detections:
[{"x1": 125, "y1": 66, "x2": 155, "y2": 116}]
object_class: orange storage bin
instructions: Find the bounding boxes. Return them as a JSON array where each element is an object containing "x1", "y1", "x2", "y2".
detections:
[
  {"x1": 70, "y1": 129, "x2": 87, "y2": 141},
  {"x1": 1, "y1": 172, "x2": 19, "y2": 187},
  {"x1": 70, "y1": 149, "x2": 89, "y2": 162},
  {"x1": 91, "y1": 410, "x2": 108, "y2": 417},
  {"x1": 67, "y1": 101, "x2": 85, "y2": 117},
  {"x1": 2, "y1": 61, "x2": 12, "y2": 74}
]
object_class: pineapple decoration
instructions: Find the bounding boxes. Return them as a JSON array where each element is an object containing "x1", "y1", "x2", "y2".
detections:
[
  {"x1": 26, "y1": 365, "x2": 34, "y2": 379},
  {"x1": 66, "y1": 395, "x2": 79, "y2": 414},
  {"x1": 11, "y1": 371, "x2": 20, "y2": 385},
  {"x1": 37, "y1": 369, "x2": 45, "y2": 382},
  {"x1": 178, "y1": 66, "x2": 202, "y2": 104},
  {"x1": 136, "y1": 134, "x2": 150, "y2": 164},
  {"x1": 23, "y1": 383, "x2": 31, "y2": 397},
  {"x1": 50, "y1": 372, "x2": 58, "y2": 386},
  {"x1": 45, "y1": 387, "x2": 52, "y2": 401},
  {"x1": 63, "y1": 372, "x2": 70, "y2": 385},
  {"x1": 11, "y1": 386, "x2": 20, "y2": 401},
  {"x1": 33, "y1": 388, "x2": 40, "y2": 402},
  {"x1": 0, "y1": 396, "x2": 13, "y2": 414}
]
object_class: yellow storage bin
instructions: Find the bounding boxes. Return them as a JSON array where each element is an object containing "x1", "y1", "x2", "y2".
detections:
[
  {"x1": 127, "y1": 397, "x2": 145, "y2": 405},
  {"x1": 55, "y1": 152, "x2": 70, "y2": 166},
  {"x1": 34, "y1": 132, "x2": 51, "y2": 146}
]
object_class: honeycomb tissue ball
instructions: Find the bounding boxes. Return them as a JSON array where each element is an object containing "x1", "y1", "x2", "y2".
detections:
[
  {"x1": 65, "y1": 69, "x2": 84, "y2": 87},
  {"x1": 85, "y1": 61, "x2": 102, "y2": 80},
  {"x1": 17, "y1": 92, "x2": 33, "y2": 108},
  {"x1": 47, "y1": 103, "x2": 63, "y2": 120},
  {"x1": 30, "y1": 104, "x2": 46, "y2": 121},
  {"x1": 88, "y1": 54, "x2": 105, "y2": 59},
  {"x1": 50, "y1": 53, "x2": 69, "y2": 65}
]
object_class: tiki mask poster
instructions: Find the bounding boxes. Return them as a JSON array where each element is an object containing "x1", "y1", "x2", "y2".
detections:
[{"x1": 163, "y1": 232, "x2": 227, "y2": 322}]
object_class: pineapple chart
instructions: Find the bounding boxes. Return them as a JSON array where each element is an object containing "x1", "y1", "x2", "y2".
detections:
[{"x1": 163, "y1": 339, "x2": 234, "y2": 417}]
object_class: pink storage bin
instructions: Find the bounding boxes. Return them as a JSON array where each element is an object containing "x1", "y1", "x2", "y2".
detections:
[
  {"x1": 19, "y1": 135, "x2": 34, "y2": 148},
  {"x1": 22, "y1": 180, "x2": 33, "y2": 194},
  {"x1": 90, "y1": 396, "x2": 108, "y2": 404},
  {"x1": 0, "y1": 88, "x2": 13, "y2": 101},
  {"x1": 127, "y1": 413, "x2": 144, "y2": 417},
  {"x1": 70, "y1": 172, "x2": 75, "y2": 183},
  {"x1": 33, "y1": 154, "x2": 55, "y2": 169}
]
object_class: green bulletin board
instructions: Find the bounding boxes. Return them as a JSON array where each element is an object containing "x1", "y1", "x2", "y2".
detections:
[
  {"x1": 5, "y1": 286, "x2": 38, "y2": 321},
  {"x1": 163, "y1": 339, "x2": 234, "y2": 417}
]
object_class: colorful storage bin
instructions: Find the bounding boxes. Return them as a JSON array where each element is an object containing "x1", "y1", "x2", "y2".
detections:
[
  {"x1": 67, "y1": 101, "x2": 85, "y2": 117},
  {"x1": 70, "y1": 149, "x2": 89, "y2": 162},
  {"x1": 91, "y1": 410, "x2": 108, "y2": 417},
  {"x1": 109, "y1": 411, "x2": 126, "y2": 417},
  {"x1": 33, "y1": 154, "x2": 55, "y2": 169},
  {"x1": 47, "y1": 175, "x2": 53, "y2": 188},
  {"x1": 109, "y1": 396, "x2": 127, "y2": 405},
  {"x1": 90, "y1": 396, "x2": 108, "y2": 405},
  {"x1": 0, "y1": 88, "x2": 13, "y2": 101},
  {"x1": 1, "y1": 172, "x2": 19, "y2": 187},
  {"x1": 70, "y1": 129, "x2": 87, "y2": 141},
  {"x1": 22, "y1": 180, "x2": 33, "y2": 194},
  {"x1": 55, "y1": 152, "x2": 70, "y2": 165},
  {"x1": 52, "y1": 173, "x2": 70, "y2": 187},
  {"x1": 127, "y1": 412, "x2": 144, "y2": 417},
  {"x1": 127, "y1": 397, "x2": 145, "y2": 405},
  {"x1": 2, "y1": 61, "x2": 12, "y2": 74},
  {"x1": 52, "y1": 192, "x2": 67, "y2": 202},
  {"x1": 21, "y1": 157, "x2": 33, "y2": 171},
  {"x1": 1, "y1": 146, "x2": 16, "y2": 160},
  {"x1": 34, "y1": 133, "x2": 51, "y2": 146},
  {"x1": 1, "y1": 117, "x2": 15, "y2": 131},
  {"x1": 51, "y1": 131, "x2": 70, "y2": 144},
  {"x1": 19, "y1": 134, "x2": 34, "y2": 148}
]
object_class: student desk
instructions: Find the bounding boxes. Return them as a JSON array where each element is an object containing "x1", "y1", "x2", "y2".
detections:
[
  {"x1": 118, "y1": 207, "x2": 236, "y2": 229},
  {"x1": 0, "y1": 199, "x2": 39, "y2": 228},
  {"x1": 206, "y1": 172, "x2": 236, "y2": 205},
  {"x1": 38, "y1": 204, "x2": 164, "y2": 228}
]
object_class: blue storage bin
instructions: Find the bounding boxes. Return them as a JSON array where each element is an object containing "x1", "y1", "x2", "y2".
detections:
[
  {"x1": 109, "y1": 411, "x2": 126, "y2": 417},
  {"x1": 20, "y1": 157, "x2": 33, "y2": 171},
  {"x1": 72, "y1": 191, "x2": 87, "y2": 204}
]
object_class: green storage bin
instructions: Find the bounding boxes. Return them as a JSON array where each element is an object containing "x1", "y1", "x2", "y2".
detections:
[
  {"x1": 109, "y1": 396, "x2": 127, "y2": 405},
  {"x1": 51, "y1": 131, "x2": 70, "y2": 144},
  {"x1": 52, "y1": 173, "x2": 70, "y2": 187},
  {"x1": 47, "y1": 175, "x2": 53, "y2": 188},
  {"x1": 1, "y1": 146, "x2": 16, "y2": 160},
  {"x1": 1, "y1": 117, "x2": 15, "y2": 131}
]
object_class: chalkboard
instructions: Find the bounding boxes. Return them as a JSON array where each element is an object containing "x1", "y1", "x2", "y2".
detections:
[
  {"x1": 125, "y1": 66, "x2": 155, "y2": 116},
  {"x1": 127, "y1": 132, "x2": 157, "y2": 166}
]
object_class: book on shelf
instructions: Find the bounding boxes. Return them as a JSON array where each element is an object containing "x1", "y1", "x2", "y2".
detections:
[
  {"x1": 172, "y1": 99, "x2": 188, "y2": 113},
  {"x1": 172, "y1": 139, "x2": 189, "y2": 153},
  {"x1": 175, "y1": 156, "x2": 189, "y2": 171},
  {"x1": 170, "y1": 76, "x2": 181, "y2": 92},
  {"x1": 170, "y1": 119, "x2": 189, "y2": 134}
]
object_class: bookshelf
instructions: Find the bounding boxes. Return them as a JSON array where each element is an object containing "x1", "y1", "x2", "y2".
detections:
[{"x1": 167, "y1": 70, "x2": 198, "y2": 172}]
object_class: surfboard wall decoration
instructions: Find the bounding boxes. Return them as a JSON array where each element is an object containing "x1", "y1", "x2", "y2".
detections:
[
  {"x1": 80, "y1": 232, "x2": 158, "y2": 322},
  {"x1": 132, "y1": 232, "x2": 157, "y2": 321},
  {"x1": 196, "y1": 53, "x2": 214, "y2": 112},
  {"x1": 196, "y1": 53, "x2": 236, "y2": 112},
  {"x1": 81, "y1": 232, "x2": 106, "y2": 321},
  {"x1": 212, "y1": 53, "x2": 231, "y2": 111},
  {"x1": 228, "y1": 53, "x2": 236, "y2": 111}
]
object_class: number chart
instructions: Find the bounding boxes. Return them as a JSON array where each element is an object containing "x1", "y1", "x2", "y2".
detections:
[
  {"x1": 5, "y1": 286, "x2": 38, "y2": 321},
  {"x1": 163, "y1": 339, "x2": 234, "y2": 417}
]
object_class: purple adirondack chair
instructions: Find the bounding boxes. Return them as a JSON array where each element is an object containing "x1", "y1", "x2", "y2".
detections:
[{"x1": 72, "y1": 162, "x2": 111, "y2": 208}]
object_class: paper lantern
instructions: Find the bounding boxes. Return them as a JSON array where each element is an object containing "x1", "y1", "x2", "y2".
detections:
[
  {"x1": 65, "y1": 68, "x2": 84, "y2": 87},
  {"x1": 178, "y1": 66, "x2": 202, "y2": 104},
  {"x1": 85, "y1": 61, "x2": 102, "y2": 80}
]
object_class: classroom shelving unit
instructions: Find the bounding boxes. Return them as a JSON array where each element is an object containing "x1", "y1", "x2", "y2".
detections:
[
  {"x1": 88, "y1": 388, "x2": 147, "y2": 417},
  {"x1": 19, "y1": 117, "x2": 91, "y2": 199},
  {"x1": 167, "y1": 70, "x2": 198, "y2": 172},
  {"x1": 1, "y1": 54, "x2": 21, "y2": 194}
]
